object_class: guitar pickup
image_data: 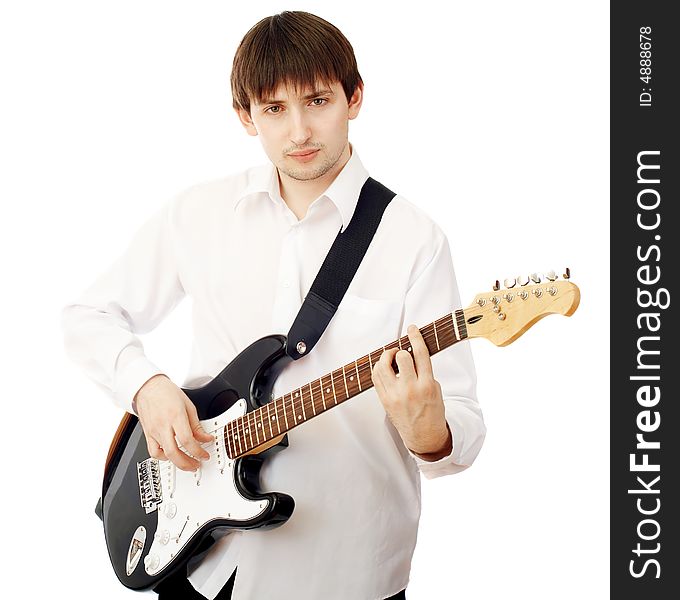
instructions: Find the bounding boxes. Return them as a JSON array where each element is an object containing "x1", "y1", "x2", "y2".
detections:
[{"x1": 137, "y1": 458, "x2": 163, "y2": 514}]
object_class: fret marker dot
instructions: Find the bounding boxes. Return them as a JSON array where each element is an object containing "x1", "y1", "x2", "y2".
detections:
[
  {"x1": 326, "y1": 388, "x2": 330, "y2": 393},
  {"x1": 407, "y1": 347, "x2": 412, "y2": 352},
  {"x1": 257, "y1": 423, "x2": 261, "y2": 428},
  {"x1": 295, "y1": 392, "x2": 299, "y2": 397},
  {"x1": 297, "y1": 415, "x2": 302, "y2": 420},
  {"x1": 271, "y1": 416, "x2": 276, "y2": 421},
  {"x1": 350, "y1": 376, "x2": 354, "y2": 381}
]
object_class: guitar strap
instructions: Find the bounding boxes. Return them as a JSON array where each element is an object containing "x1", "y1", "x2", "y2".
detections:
[{"x1": 285, "y1": 176, "x2": 396, "y2": 361}]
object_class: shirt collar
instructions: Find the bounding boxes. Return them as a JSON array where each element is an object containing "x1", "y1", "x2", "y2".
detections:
[{"x1": 234, "y1": 145, "x2": 369, "y2": 233}]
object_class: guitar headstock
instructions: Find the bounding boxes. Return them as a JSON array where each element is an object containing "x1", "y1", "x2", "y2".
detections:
[{"x1": 463, "y1": 269, "x2": 580, "y2": 346}]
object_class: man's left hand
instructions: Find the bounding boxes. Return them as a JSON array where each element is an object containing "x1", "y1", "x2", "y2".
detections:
[{"x1": 371, "y1": 324, "x2": 452, "y2": 460}]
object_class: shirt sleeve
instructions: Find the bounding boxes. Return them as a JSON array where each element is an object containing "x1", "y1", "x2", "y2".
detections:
[
  {"x1": 60, "y1": 196, "x2": 185, "y2": 414},
  {"x1": 401, "y1": 229, "x2": 486, "y2": 479}
]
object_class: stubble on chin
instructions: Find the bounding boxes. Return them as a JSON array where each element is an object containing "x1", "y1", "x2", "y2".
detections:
[{"x1": 279, "y1": 147, "x2": 343, "y2": 181}]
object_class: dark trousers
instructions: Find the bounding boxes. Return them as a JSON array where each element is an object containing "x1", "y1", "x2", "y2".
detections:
[{"x1": 155, "y1": 569, "x2": 406, "y2": 599}]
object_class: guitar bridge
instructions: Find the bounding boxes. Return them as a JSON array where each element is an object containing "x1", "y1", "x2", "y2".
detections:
[{"x1": 137, "y1": 458, "x2": 162, "y2": 514}]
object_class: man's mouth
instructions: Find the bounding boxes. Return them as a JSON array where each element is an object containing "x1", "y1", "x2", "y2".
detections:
[{"x1": 288, "y1": 149, "x2": 319, "y2": 157}]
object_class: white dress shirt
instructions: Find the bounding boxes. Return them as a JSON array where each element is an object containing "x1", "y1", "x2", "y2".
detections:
[{"x1": 61, "y1": 148, "x2": 486, "y2": 600}]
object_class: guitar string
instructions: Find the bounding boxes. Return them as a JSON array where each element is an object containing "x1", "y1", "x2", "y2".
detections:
[
  {"x1": 219, "y1": 310, "x2": 470, "y2": 455},
  {"x1": 170, "y1": 327, "x2": 460, "y2": 459},
  {"x1": 222, "y1": 331, "x2": 465, "y2": 456},
  {"x1": 223, "y1": 321, "x2": 460, "y2": 442},
  {"x1": 162, "y1": 290, "x2": 550, "y2": 461},
  {"x1": 169, "y1": 308, "x2": 473, "y2": 458}
]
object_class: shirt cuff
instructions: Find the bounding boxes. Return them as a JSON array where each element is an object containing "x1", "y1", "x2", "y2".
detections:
[
  {"x1": 407, "y1": 417, "x2": 469, "y2": 480},
  {"x1": 114, "y1": 356, "x2": 165, "y2": 415}
]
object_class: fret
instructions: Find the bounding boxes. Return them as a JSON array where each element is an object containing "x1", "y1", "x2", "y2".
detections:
[
  {"x1": 244, "y1": 413, "x2": 253, "y2": 451},
  {"x1": 252, "y1": 412, "x2": 259, "y2": 451},
  {"x1": 346, "y1": 363, "x2": 357, "y2": 396},
  {"x1": 234, "y1": 418, "x2": 243, "y2": 456},
  {"x1": 290, "y1": 391, "x2": 295, "y2": 423},
  {"x1": 439, "y1": 313, "x2": 451, "y2": 348},
  {"x1": 254, "y1": 308, "x2": 467, "y2": 444},
  {"x1": 282, "y1": 395, "x2": 290, "y2": 431},
  {"x1": 309, "y1": 382, "x2": 316, "y2": 416},
  {"x1": 230, "y1": 418, "x2": 238, "y2": 456},
  {"x1": 265, "y1": 403, "x2": 272, "y2": 440},
  {"x1": 273, "y1": 400, "x2": 282, "y2": 435},
  {"x1": 342, "y1": 365, "x2": 349, "y2": 398},
  {"x1": 368, "y1": 351, "x2": 376, "y2": 378},
  {"x1": 319, "y1": 377, "x2": 327, "y2": 410},
  {"x1": 456, "y1": 309, "x2": 468, "y2": 339},
  {"x1": 357, "y1": 356, "x2": 369, "y2": 391},
  {"x1": 354, "y1": 360, "x2": 362, "y2": 392},
  {"x1": 299, "y1": 388, "x2": 307, "y2": 420},
  {"x1": 253, "y1": 412, "x2": 259, "y2": 446},
  {"x1": 293, "y1": 390, "x2": 302, "y2": 423},
  {"x1": 227, "y1": 419, "x2": 236, "y2": 458},
  {"x1": 334, "y1": 369, "x2": 346, "y2": 402},
  {"x1": 330, "y1": 369, "x2": 338, "y2": 405},
  {"x1": 240, "y1": 414, "x2": 248, "y2": 452},
  {"x1": 258, "y1": 407, "x2": 266, "y2": 441},
  {"x1": 237, "y1": 415, "x2": 245, "y2": 453},
  {"x1": 251, "y1": 412, "x2": 259, "y2": 449},
  {"x1": 339, "y1": 368, "x2": 348, "y2": 402},
  {"x1": 448, "y1": 312, "x2": 457, "y2": 346},
  {"x1": 253, "y1": 408, "x2": 261, "y2": 445},
  {"x1": 371, "y1": 350, "x2": 381, "y2": 373}
]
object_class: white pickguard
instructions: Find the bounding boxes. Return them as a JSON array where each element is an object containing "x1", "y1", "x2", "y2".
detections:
[{"x1": 141, "y1": 399, "x2": 269, "y2": 576}]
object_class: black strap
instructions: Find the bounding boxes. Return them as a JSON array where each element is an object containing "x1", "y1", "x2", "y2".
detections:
[{"x1": 285, "y1": 177, "x2": 396, "y2": 360}]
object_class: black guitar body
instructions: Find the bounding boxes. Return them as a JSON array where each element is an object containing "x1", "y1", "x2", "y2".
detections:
[{"x1": 99, "y1": 334, "x2": 296, "y2": 590}]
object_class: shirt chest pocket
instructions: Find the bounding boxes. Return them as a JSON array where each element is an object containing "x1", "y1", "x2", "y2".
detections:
[{"x1": 323, "y1": 293, "x2": 404, "y2": 359}]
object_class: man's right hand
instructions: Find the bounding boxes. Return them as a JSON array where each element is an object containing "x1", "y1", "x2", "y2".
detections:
[{"x1": 134, "y1": 374, "x2": 214, "y2": 471}]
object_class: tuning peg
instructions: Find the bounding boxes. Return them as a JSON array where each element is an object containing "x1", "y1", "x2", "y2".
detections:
[
  {"x1": 503, "y1": 277, "x2": 516, "y2": 289},
  {"x1": 530, "y1": 272, "x2": 542, "y2": 284},
  {"x1": 563, "y1": 267, "x2": 571, "y2": 280},
  {"x1": 545, "y1": 269, "x2": 557, "y2": 281},
  {"x1": 493, "y1": 280, "x2": 500, "y2": 291},
  {"x1": 517, "y1": 274, "x2": 529, "y2": 286}
]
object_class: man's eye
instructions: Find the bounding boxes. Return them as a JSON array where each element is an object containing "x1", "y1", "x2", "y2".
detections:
[
  {"x1": 266, "y1": 106, "x2": 281, "y2": 114},
  {"x1": 310, "y1": 98, "x2": 327, "y2": 106}
]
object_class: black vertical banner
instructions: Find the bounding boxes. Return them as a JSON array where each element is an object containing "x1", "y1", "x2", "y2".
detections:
[{"x1": 611, "y1": 2, "x2": 679, "y2": 598}]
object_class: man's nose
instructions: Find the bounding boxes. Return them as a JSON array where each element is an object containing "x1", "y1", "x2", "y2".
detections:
[{"x1": 289, "y1": 110, "x2": 312, "y2": 146}]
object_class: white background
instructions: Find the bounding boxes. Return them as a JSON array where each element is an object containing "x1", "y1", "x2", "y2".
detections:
[{"x1": 1, "y1": 1, "x2": 609, "y2": 598}]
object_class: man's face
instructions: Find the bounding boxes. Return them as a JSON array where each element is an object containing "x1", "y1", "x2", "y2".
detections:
[{"x1": 236, "y1": 80, "x2": 362, "y2": 183}]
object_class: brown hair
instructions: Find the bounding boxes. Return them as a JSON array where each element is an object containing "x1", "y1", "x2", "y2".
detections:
[{"x1": 231, "y1": 11, "x2": 362, "y2": 113}]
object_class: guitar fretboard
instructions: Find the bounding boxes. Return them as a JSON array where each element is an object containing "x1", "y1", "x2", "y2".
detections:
[{"x1": 224, "y1": 309, "x2": 468, "y2": 459}]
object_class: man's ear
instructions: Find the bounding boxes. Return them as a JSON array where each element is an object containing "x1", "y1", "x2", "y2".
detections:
[
  {"x1": 235, "y1": 107, "x2": 258, "y2": 137},
  {"x1": 348, "y1": 82, "x2": 364, "y2": 120}
]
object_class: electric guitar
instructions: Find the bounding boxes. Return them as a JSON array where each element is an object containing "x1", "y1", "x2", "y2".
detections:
[{"x1": 98, "y1": 271, "x2": 580, "y2": 590}]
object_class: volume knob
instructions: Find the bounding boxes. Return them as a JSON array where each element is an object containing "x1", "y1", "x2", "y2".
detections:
[
  {"x1": 155, "y1": 530, "x2": 171, "y2": 545},
  {"x1": 144, "y1": 554, "x2": 160, "y2": 573}
]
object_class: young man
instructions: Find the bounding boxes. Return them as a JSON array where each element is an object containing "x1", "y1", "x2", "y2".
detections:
[{"x1": 62, "y1": 11, "x2": 485, "y2": 600}]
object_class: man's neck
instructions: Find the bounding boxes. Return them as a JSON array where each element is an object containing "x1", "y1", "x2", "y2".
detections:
[{"x1": 277, "y1": 143, "x2": 351, "y2": 222}]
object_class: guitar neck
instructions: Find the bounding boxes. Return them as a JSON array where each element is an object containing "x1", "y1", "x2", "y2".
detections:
[{"x1": 224, "y1": 309, "x2": 468, "y2": 459}]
